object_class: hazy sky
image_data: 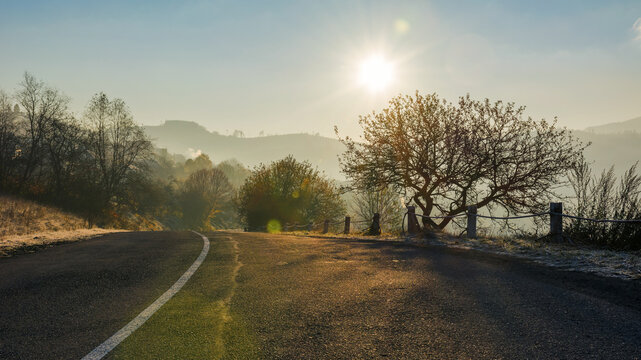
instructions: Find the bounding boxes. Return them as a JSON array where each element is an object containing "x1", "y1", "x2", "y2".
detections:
[{"x1": 1, "y1": 0, "x2": 641, "y2": 138}]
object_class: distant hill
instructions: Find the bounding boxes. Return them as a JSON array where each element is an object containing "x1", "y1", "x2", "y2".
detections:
[
  {"x1": 574, "y1": 130, "x2": 641, "y2": 174},
  {"x1": 585, "y1": 116, "x2": 641, "y2": 134},
  {"x1": 144, "y1": 120, "x2": 346, "y2": 179},
  {"x1": 144, "y1": 120, "x2": 641, "y2": 181}
]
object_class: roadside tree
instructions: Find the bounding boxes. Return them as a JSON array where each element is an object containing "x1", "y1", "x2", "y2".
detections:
[{"x1": 337, "y1": 92, "x2": 585, "y2": 230}]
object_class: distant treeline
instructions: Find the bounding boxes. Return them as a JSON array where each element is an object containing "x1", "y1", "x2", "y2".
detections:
[{"x1": 0, "y1": 73, "x2": 250, "y2": 230}]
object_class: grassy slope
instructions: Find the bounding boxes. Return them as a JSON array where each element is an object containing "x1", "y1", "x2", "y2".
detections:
[
  {"x1": 0, "y1": 195, "x2": 87, "y2": 237},
  {"x1": 0, "y1": 195, "x2": 121, "y2": 256}
]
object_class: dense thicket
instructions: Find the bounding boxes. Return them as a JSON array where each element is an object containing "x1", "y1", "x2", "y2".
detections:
[
  {"x1": 0, "y1": 74, "x2": 153, "y2": 225},
  {"x1": 238, "y1": 156, "x2": 345, "y2": 231},
  {"x1": 0, "y1": 73, "x2": 248, "y2": 230}
]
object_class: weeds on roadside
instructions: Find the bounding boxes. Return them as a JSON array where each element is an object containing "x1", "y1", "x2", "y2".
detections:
[{"x1": 566, "y1": 160, "x2": 641, "y2": 250}]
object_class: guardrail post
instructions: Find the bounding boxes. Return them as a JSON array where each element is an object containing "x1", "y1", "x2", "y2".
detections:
[
  {"x1": 344, "y1": 216, "x2": 351, "y2": 234},
  {"x1": 283, "y1": 223, "x2": 289, "y2": 232},
  {"x1": 307, "y1": 222, "x2": 312, "y2": 232},
  {"x1": 407, "y1": 206, "x2": 420, "y2": 234},
  {"x1": 467, "y1": 205, "x2": 477, "y2": 238},
  {"x1": 550, "y1": 202, "x2": 563, "y2": 242},
  {"x1": 322, "y1": 220, "x2": 329, "y2": 234},
  {"x1": 367, "y1": 213, "x2": 381, "y2": 235}
]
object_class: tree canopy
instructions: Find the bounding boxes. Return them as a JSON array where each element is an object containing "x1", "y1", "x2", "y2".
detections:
[{"x1": 337, "y1": 92, "x2": 586, "y2": 230}]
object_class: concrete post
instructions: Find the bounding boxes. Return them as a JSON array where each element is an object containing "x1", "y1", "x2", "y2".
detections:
[
  {"x1": 550, "y1": 202, "x2": 563, "y2": 242},
  {"x1": 322, "y1": 220, "x2": 329, "y2": 234},
  {"x1": 467, "y1": 205, "x2": 477, "y2": 238},
  {"x1": 344, "y1": 216, "x2": 351, "y2": 234}
]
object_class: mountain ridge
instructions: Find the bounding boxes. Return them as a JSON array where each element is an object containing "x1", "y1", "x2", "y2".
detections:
[
  {"x1": 585, "y1": 116, "x2": 641, "y2": 134},
  {"x1": 144, "y1": 120, "x2": 346, "y2": 178}
]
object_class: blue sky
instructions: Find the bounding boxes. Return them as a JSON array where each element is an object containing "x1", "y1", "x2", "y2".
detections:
[{"x1": 1, "y1": 0, "x2": 640, "y2": 137}]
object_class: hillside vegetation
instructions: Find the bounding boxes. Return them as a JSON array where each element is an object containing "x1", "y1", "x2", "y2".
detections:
[
  {"x1": 0, "y1": 195, "x2": 86, "y2": 237},
  {"x1": 0, "y1": 194, "x2": 123, "y2": 256}
]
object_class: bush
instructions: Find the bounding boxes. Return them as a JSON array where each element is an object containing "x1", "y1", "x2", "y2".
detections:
[{"x1": 238, "y1": 156, "x2": 345, "y2": 231}]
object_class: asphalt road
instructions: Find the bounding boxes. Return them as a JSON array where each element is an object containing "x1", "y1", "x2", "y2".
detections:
[
  {"x1": 2, "y1": 231, "x2": 641, "y2": 359},
  {"x1": 0, "y1": 231, "x2": 203, "y2": 359}
]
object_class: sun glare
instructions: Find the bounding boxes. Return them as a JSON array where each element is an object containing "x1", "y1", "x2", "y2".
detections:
[{"x1": 358, "y1": 54, "x2": 395, "y2": 92}]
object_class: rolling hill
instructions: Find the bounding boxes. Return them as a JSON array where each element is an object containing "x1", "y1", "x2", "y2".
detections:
[
  {"x1": 144, "y1": 119, "x2": 641, "y2": 181},
  {"x1": 144, "y1": 121, "x2": 346, "y2": 179},
  {"x1": 585, "y1": 116, "x2": 641, "y2": 134}
]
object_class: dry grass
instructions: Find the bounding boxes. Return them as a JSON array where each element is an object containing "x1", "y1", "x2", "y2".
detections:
[
  {"x1": 0, "y1": 195, "x2": 123, "y2": 256},
  {"x1": 0, "y1": 195, "x2": 87, "y2": 237}
]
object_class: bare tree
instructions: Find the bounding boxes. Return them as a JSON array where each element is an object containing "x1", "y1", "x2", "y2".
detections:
[
  {"x1": 85, "y1": 92, "x2": 152, "y2": 210},
  {"x1": 337, "y1": 92, "x2": 585, "y2": 230},
  {"x1": 0, "y1": 91, "x2": 19, "y2": 188},
  {"x1": 15, "y1": 72, "x2": 70, "y2": 187},
  {"x1": 180, "y1": 168, "x2": 234, "y2": 230},
  {"x1": 43, "y1": 116, "x2": 87, "y2": 197},
  {"x1": 351, "y1": 186, "x2": 404, "y2": 231}
]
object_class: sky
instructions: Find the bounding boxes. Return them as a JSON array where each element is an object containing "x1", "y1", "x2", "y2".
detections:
[{"x1": 1, "y1": 0, "x2": 641, "y2": 138}]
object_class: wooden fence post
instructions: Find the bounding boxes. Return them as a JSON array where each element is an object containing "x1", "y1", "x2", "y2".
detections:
[
  {"x1": 283, "y1": 223, "x2": 288, "y2": 232},
  {"x1": 367, "y1": 213, "x2": 381, "y2": 235},
  {"x1": 550, "y1": 202, "x2": 563, "y2": 242},
  {"x1": 307, "y1": 222, "x2": 312, "y2": 232},
  {"x1": 467, "y1": 205, "x2": 477, "y2": 238},
  {"x1": 344, "y1": 216, "x2": 351, "y2": 234},
  {"x1": 322, "y1": 220, "x2": 329, "y2": 234},
  {"x1": 407, "y1": 206, "x2": 420, "y2": 234}
]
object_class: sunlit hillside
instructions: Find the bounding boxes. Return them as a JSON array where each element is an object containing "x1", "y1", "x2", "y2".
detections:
[{"x1": 0, "y1": 195, "x2": 87, "y2": 238}]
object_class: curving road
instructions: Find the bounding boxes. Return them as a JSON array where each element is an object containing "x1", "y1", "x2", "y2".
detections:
[{"x1": 1, "y1": 231, "x2": 641, "y2": 359}]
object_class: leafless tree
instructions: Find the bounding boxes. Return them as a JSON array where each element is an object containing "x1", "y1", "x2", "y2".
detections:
[
  {"x1": 0, "y1": 91, "x2": 19, "y2": 188},
  {"x1": 85, "y1": 92, "x2": 152, "y2": 207},
  {"x1": 337, "y1": 92, "x2": 585, "y2": 230},
  {"x1": 43, "y1": 116, "x2": 87, "y2": 196},
  {"x1": 15, "y1": 72, "x2": 70, "y2": 187},
  {"x1": 180, "y1": 168, "x2": 234, "y2": 230},
  {"x1": 351, "y1": 186, "x2": 404, "y2": 231}
]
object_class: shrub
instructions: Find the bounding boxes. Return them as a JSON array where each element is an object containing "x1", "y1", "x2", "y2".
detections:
[{"x1": 238, "y1": 156, "x2": 345, "y2": 230}]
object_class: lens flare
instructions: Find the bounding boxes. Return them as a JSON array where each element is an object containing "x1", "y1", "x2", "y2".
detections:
[{"x1": 266, "y1": 219, "x2": 282, "y2": 233}]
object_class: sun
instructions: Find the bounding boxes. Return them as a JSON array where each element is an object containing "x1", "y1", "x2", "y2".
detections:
[{"x1": 358, "y1": 54, "x2": 395, "y2": 92}]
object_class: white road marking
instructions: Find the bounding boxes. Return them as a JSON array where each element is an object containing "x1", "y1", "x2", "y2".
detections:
[{"x1": 81, "y1": 231, "x2": 210, "y2": 360}]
